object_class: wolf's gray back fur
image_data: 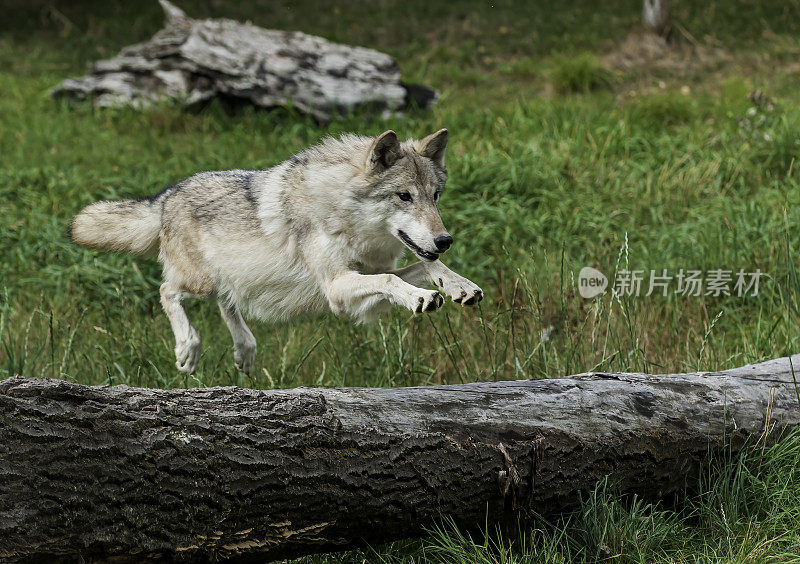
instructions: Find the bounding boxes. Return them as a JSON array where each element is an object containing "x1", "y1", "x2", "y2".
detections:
[{"x1": 71, "y1": 130, "x2": 483, "y2": 374}]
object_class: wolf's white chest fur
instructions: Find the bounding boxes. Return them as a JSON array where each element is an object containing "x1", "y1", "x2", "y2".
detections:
[{"x1": 207, "y1": 163, "x2": 403, "y2": 322}]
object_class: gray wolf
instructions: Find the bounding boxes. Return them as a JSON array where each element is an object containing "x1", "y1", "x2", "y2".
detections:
[{"x1": 70, "y1": 129, "x2": 483, "y2": 374}]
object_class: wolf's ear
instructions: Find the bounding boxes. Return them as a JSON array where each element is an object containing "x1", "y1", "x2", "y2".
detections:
[
  {"x1": 366, "y1": 130, "x2": 401, "y2": 173},
  {"x1": 417, "y1": 128, "x2": 448, "y2": 168}
]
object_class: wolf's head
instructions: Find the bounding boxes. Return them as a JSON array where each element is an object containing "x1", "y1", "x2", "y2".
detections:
[{"x1": 363, "y1": 129, "x2": 452, "y2": 261}]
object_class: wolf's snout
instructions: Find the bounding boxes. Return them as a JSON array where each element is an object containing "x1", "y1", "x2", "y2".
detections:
[{"x1": 434, "y1": 234, "x2": 453, "y2": 253}]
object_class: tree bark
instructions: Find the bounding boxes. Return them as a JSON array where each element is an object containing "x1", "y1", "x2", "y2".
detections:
[
  {"x1": 50, "y1": 1, "x2": 437, "y2": 121},
  {"x1": 643, "y1": 0, "x2": 671, "y2": 36},
  {"x1": 2, "y1": 356, "x2": 800, "y2": 562}
]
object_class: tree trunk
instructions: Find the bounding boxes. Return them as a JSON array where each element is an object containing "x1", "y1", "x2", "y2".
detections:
[
  {"x1": 643, "y1": 0, "x2": 671, "y2": 36},
  {"x1": 2, "y1": 356, "x2": 799, "y2": 562}
]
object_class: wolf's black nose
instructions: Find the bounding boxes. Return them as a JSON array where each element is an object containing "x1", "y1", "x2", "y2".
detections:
[{"x1": 434, "y1": 234, "x2": 453, "y2": 252}]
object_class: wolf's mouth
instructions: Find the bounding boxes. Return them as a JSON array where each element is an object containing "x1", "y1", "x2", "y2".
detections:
[{"x1": 397, "y1": 230, "x2": 438, "y2": 261}]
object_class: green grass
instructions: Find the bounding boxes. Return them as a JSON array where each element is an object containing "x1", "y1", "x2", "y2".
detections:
[
  {"x1": 551, "y1": 53, "x2": 614, "y2": 93},
  {"x1": 2, "y1": 0, "x2": 800, "y2": 561}
]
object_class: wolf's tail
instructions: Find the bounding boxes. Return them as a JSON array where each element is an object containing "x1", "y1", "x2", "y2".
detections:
[{"x1": 70, "y1": 199, "x2": 161, "y2": 256}]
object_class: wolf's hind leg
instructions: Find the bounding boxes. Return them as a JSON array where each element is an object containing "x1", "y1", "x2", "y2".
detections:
[
  {"x1": 160, "y1": 283, "x2": 201, "y2": 374},
  {"x1": 218, "y1": 301, "x2": 256, "y2": 374}
]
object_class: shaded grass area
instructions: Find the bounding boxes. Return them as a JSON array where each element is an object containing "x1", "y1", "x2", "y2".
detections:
[{"x1": 2, "y1": 0, "x2": 800, "y2": 561}]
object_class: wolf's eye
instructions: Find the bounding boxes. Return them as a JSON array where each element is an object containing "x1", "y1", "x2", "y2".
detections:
[{"x1": 397, "y1": 192, "x2": 413, "y2": 202}]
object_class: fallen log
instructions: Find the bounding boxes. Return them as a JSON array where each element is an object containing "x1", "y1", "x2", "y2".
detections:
[
  {"x1": 50, "y1": 1, "x2": 438, "y2": 121},
  {"x1": 1, "y1": 356, "x2": 799, "y2": 562}
]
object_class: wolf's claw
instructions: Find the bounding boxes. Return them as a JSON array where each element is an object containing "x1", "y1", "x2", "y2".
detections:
[
  {"x1": 440, "y1": 278, "x2": 483, "y2": 307},
  {"x1": 233, "y1": 342, "x2": 256, "y2": 374},
  {"x1": 412, "y1": 290, "x2": 443, "y2": 314},
  {"x1": 175, "y1": 329, "x2": 201, "y2": 374},
  {"x1": 424, "y1": 293, "x2": 443, "y2": 312}
]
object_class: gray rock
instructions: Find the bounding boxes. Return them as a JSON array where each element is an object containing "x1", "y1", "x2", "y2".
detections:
[{"x1": 51, "y1": 0, "x2": 437, "y2": 121}]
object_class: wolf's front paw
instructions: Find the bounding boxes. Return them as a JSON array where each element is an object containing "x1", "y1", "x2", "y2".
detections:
[
  {"x1": 233, "y1": 341, "x2": 256, "y2": 374},
  {"x1": 175, "y1": 328, "x2": 201, "y2": 374},
  {"x1": 437, "y1": 275, "x2": 483, "y2": 306},
  {"x1": 409, "y1": 289, "x2": 444, "y2": 314}
]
